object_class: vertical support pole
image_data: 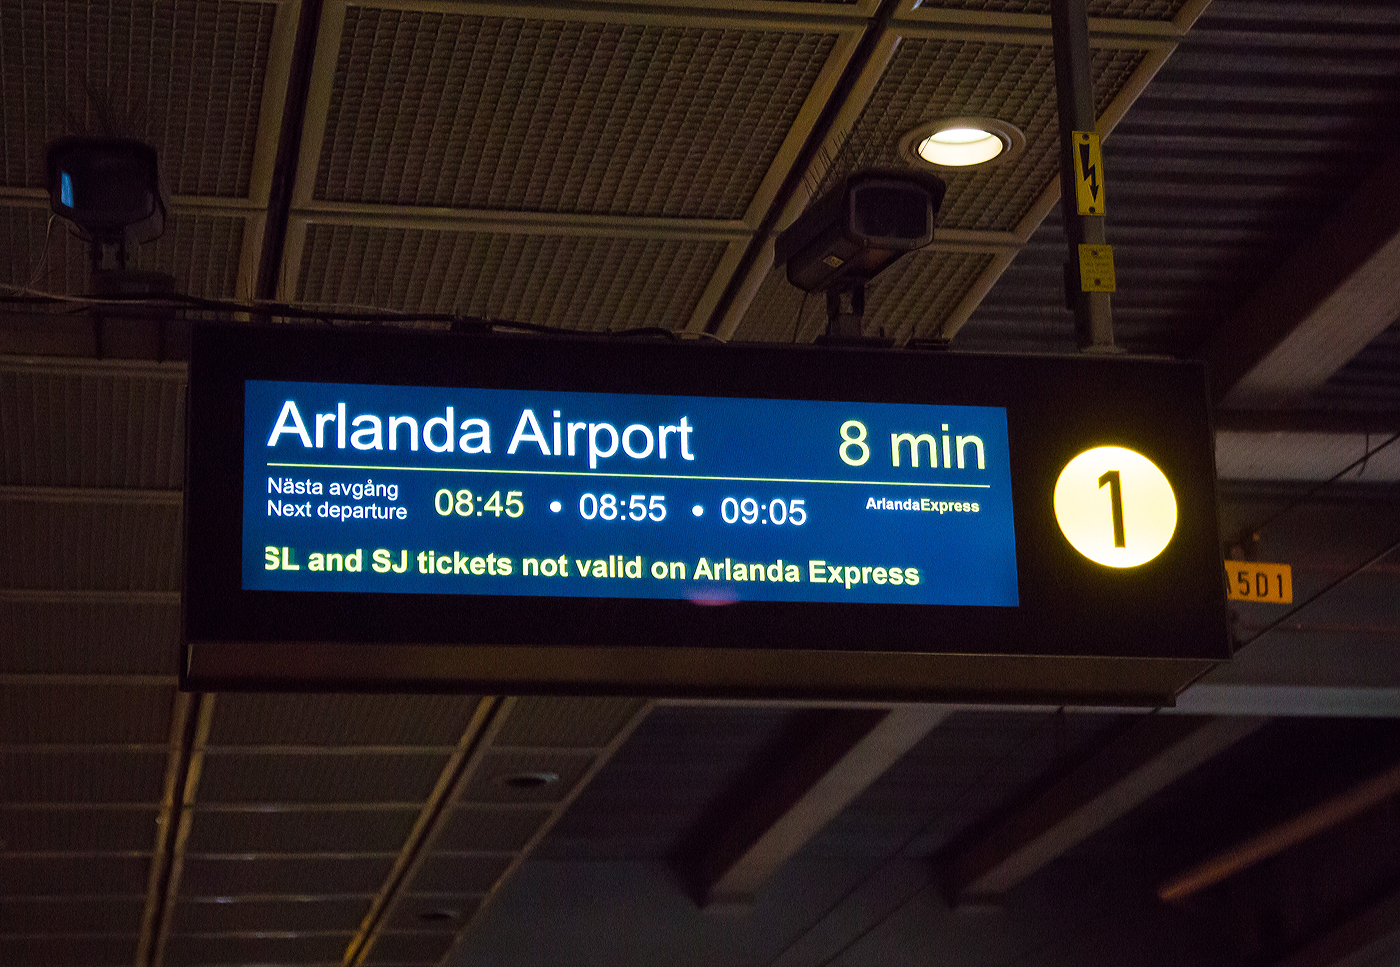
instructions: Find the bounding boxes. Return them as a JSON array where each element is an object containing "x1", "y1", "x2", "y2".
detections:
[{"x1": 1051, "y1": 0, "x2": 1115, "y2": 351}]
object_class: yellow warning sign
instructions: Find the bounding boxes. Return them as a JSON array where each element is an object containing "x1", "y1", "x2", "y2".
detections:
[
  {"x1": 1072, "y1": 131, "x2": 1105, "y2": 216},
  {"x1": 1078, "y1": 244, "x2": 1115, "y2": 292},
  {"x1": 1225, "y1": 561, "x2": 1293, "y2": 603}
]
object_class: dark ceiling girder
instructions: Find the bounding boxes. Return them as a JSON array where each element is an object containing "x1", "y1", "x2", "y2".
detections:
[
  {"x1": 1158, "y1": 757, "x2": 1400, "y2": 903},
  {"x1": 1200, "y1": 147, "x2": 1400, "y2": 407},
  {"x1": 945, "y1": 715, "x2": 1266, "y2": 901},
  {"x1": 690, "y1": 705, "x2": 949, "y2": 906},
  {"x1": 254, "y1": 0, "x2": 326, "y2": 303}
]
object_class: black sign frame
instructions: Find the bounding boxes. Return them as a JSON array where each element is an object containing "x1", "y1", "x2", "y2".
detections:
[{"x1": 182, "y1": 325, "x2": 1229, "y2": 703}]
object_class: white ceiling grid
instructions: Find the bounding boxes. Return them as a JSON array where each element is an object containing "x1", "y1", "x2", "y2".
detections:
[{"x1": 0, "y1": 0, "x2": 1211, "y2": 336}]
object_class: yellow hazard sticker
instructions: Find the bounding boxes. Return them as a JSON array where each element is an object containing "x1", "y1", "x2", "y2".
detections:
[
  {"x1": 1072, "y1": 131, "x2": 1105, "y2": 216},
  {"x1": 1078, "y1": 244, "x2": 1115, "y2": 292},
  {"x1": 1224, "y1": 561, "x2": 1292, "y2": 603}
]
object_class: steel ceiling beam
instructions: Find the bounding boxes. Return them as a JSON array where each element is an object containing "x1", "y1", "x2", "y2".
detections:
[
  {"x1": 254, "y1": 0, "x2": 328, "y2": 302},
  {"x1": 692, "y1": 705, "x2": 949, "y2": 907},
  {"x1": 235, "y1": 0, "x2": 300, "y2": 304},
  {"x1": 341, "y1": 696, "x2": 503, "y2": 966},
  {"x1": 1203, "y1": 147, "x2": 1400, "y2": 407},
  {"x1": 139, "y1": 695, "x2": 216, "y2": 967},
  {"x1": 345, "y1": 699, "x2": 654, "y2": 967},
  {"x1": 945, "y1": 715, "x2": 1265, "y2": 901}
]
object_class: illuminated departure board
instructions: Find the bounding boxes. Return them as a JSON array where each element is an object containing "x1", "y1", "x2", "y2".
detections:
[
  {"x1": 245, "y1": 381, "x2": 1017, "y2": 607},
  {"x1": 184, "y1": 325, "x2": 1230, "y2": 701}
]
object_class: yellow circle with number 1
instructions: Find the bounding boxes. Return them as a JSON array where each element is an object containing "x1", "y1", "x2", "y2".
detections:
[{"x1": 1053, "y1": 446, "x2": 1177, "y2": 568}]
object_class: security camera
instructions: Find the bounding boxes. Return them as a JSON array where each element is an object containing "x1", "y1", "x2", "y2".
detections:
[
  {"x1": 46, "y1": 136, "x2": 168, "y2": 248},
  {"x1": 775, "y1": 167, "x2": 946, "y2": 294}
]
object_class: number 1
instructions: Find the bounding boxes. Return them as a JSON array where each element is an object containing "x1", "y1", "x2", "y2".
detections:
[{"x1": 1099, "y1": 470, "x2": 1125, "y2": 548}]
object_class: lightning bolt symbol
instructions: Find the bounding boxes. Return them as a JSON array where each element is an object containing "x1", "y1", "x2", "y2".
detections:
[{"x1": 1079, "y1": 143, "x2": 1099, "y2": 204}]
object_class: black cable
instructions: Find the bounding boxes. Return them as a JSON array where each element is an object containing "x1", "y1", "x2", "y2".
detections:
[
  {"x1": 1241, "y1": 431, "x2": 1400, "y2": 539},
  {"x1": 3, "y1": 286, "x2": 733, "y2": 345},
  {"x1": 0, "y1": 289, "x2": 669, "y2": 340}
]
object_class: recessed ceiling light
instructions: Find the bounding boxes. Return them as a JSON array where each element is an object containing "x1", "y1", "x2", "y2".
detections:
[
  {"x1": 919, "y1": 128, "x2": 1004, "y2": 166},
  {"x1": 500, "y1": 771, "x2": 560, "y2": 789},
  {"x1": 901, "y1": 118, "x2": 1024, "y2": 170}
]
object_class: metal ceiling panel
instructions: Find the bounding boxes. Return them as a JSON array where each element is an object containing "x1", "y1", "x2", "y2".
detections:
[
  {"x1": 0, "y1": 896, "x2": 146, "y2": 934},
  {"x1": 209, "y1": 693, "x2": 482, "y2": 748},
  {"x1": 0, "y1": 361, "x2": 185, "y2": 490},
  {"x1": 493, "y1": 697, "x2": 646, "y2": 750},
  {"x1": 731, "y1": 252, "x2": 999, "y2": 342},
  {"x1": 0, "y1": 749, "x2": 168, "y2": 804},
  {"x1": 433, "y1": 806, "x2": 553, "y2": 853},
  {"x1": 0, "y1": 0, "x2": 276, "y2": 195},
  {"x1": 459, "y1": 750, "x2": 595, "y2": 805},
  {"x1": 0, "y1": 683, "x2": 173, "y2": 744},
  {"x1": 864, "y1": 250, "x2": 1002, "y2": 341},
  {"x1": 0, "y1": 806, "x2": 158, "y2": 852},
  {"x1": 382, "y1": 895, "x2": 481, "y2": 932},
  {"x1": 163, "y1": 932, "x2": 351, "y2": 967},
  {"x1": 818, "y1": 39, "x2": 1144, "y2": 232},
  {"x1": 0, "y1": 854, "x2": 151, "y2": 896},
  {"x1": 1216, "y1": 431, "x2": 1400, "y2": 483},
  {"x1": 315, "y1": 10, "x2": 838, "y2": 218},
  {"x1": 186, "y1": 807, "x2": 421, "y2": 855},
  {"x1": 0, "y1": 206, "x2": 89, "y2": 296},
  {"x1": 362, "y1": 928, "x2": 457, "y2": 965},
  {"x1": 0, "y1": 598, "x2": 179, "y2": 675},
  {"x1": 197, "y1": 752, "x2": 451, "y2": 804},
  {"x1": 296, "y1": 223, "x2": 728, "y2": 328},
  {"x1": 536, "y1": 705, "x2": 813, "y2": 861},
  {"x1": 728, "y1": 266, "x2": 815, "y2": 343},
  {"x1": 0, "y1": 498, "x2": 180, "y2": 592},
  {"x1": 808, "y1": 710, "x2": 1129, "y2": 858},
  {"x1": 179, "y1": 855, "x2": 397, "y2": 897},
  {"x1": 401, "y1": 853, "x2": 514, "y2": 895},
  {"x1": 0, "y1": 934, "x2": 138, "y2": 967},
  {"x1": 133, "y1": 211, "x2": 246, "y2": 300},
  {"x1": 0, "y1": 206, "x2": 244, "y2": 299},
  {"x1": 172, "y1": 896, "x2": 374, "y2": 934}
]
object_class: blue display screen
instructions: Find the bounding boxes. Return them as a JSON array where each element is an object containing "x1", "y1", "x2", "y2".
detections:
[{"x1": 243, "y1": 380, "x2": 1018, "y2": 607}]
